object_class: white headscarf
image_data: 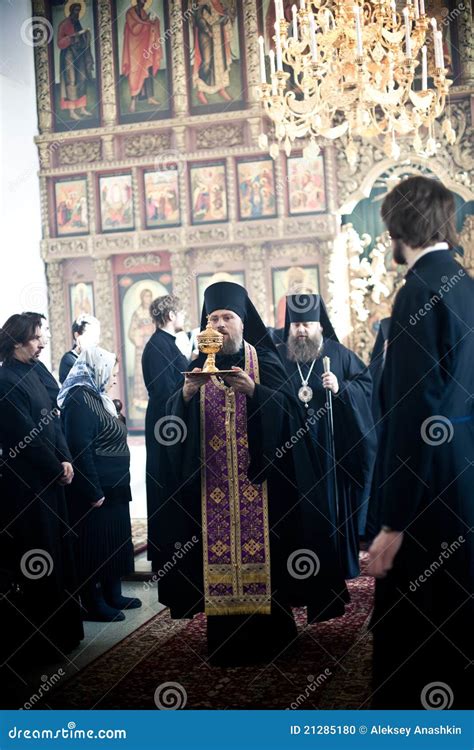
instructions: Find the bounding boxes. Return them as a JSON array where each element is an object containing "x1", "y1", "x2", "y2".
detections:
[{"x1": 57, "y1": 346, "x2": 117, "y2": 417}]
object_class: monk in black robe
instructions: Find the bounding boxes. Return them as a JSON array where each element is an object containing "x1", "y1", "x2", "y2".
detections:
[
  {"x1": 151, "y1": 282, "x2": 348, "y2": 665},
  {"x1": 0, "y1": 314, "x2": 83, "y2": 669},
  {"x1": 142, "y1": 295, "x2": 188, "y2": 569},
  {"x1": 368, "y1": 176, "x2": 474, "y2": 709},
  {"x1": 278, "y1": 294, "x2": 377, "y2": 578}
]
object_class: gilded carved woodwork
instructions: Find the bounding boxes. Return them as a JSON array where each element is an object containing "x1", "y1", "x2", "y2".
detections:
[{"x1": 31, "y1": 0, "x2": 473, "y2": 370}]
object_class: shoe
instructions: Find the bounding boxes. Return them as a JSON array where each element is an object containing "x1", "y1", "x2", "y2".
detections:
[
  {"x1": 83, "y1": 603, "x2": 125, "y2": 622},
  {"x1": 102, "y1": 578, "x2": 142, "y2": 610},
  {"x1": 80, "y1": 581, "x2": 125, "y2": 622}
]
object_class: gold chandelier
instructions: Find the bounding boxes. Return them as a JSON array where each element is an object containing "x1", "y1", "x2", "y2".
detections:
[{"x1": 257, "y1": 0, "x2": 455, "y2": 165}]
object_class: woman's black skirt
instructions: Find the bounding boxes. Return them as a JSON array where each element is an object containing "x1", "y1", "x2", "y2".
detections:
[{"x1": 68, "y1": 484, "x2": 134, "y2": 585}]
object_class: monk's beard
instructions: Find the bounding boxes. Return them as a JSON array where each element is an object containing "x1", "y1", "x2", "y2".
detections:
[
  {"x1": 220, "y1": 331, "x2": 243, "y2": 356},
  {"x1": 287, "y1": 333, "x2": 323, "y2": 363}
]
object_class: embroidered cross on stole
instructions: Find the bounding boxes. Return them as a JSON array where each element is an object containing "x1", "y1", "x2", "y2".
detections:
[{"x1": 200, "y1": 342, "x2": 271, "y2": 616}]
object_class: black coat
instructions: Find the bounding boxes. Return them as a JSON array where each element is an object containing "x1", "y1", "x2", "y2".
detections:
[
  {"x1": 142, "y1": 329, "x2": 188, "y2": 566},
  {"x1": 0, "y1": 359, "x2": 83, "y2": 660},
  {"x1": 150, "y1": 345, "x2": 349, "y2": 624},
  {"x1": 62, "y1": 386, "x2": 133, "y2": 584},
  {"x1": 59, "y1": 349, "x2": 78, "y2": 384},
  {"x1": 370, "y1": 250, "x2": 474, "y2": 708},
  {"x1": 278, "y1": 338, "x2": 377, "y2": 578}
]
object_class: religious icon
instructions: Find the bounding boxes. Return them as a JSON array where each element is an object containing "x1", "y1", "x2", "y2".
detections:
[
  {"x1": 143, "y1": 168, "x2": 180, "y2": 228},
  {"x1": 287, "y1": 155, "x2": 327, "y2": 215},
  {"x1": 54, "y1": 177, "x2": 89, "y2": 236},
  {"x1": 51, "y1": 0, "x2": 100, "y2": 131},
  {"x1": 113, "y1": 0, "x2": 172, "y2": 123},
  {"x1": 236, "y1": 158, "x2": 277, "y2": 220},
  {"x1": 98, "y1": 173, "x2": 135, "y2": 232},
  {"x1": 185, "y1": 0, "x2": 245, "y2": 112},
  {"x1": 69, "y1": 282, "x2": 94, "y2": 322},
  {"x1": 189, "y1": 162, "x2": 228, "y2": 224},
  {"x1": 272, "y1": 265, "x2": 320, "y2": 328},
  {"x1": 119, "y1": 275, "x2": 172, "y2": 428}
]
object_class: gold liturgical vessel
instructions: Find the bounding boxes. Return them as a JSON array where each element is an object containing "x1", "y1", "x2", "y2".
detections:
[{"x1": 196, "y1": 320, "x2": 223, "y2": 373}]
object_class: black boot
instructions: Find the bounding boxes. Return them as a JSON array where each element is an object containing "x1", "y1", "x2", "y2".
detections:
[
  {"x1": 80, "y1": 582, "x2": 125, "y2": 622},
  {"x1": 102, "y1": 578, "x2": 142, "y2": 610}
]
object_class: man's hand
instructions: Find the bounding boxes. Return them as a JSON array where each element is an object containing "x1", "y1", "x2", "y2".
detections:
[
  {"x1": 58, "y1": 462, "x2": 74, "y2": 486},
  {"x1": 322, "y1": 371, "x2": 339, "y2": 394},
  {"x1": 91, "y1": 497, "x2": 105, "y2": 509},
  {"x1": 367, "y1": 529, "x2": 404, "y2": 578},
  {"x1": 223, "y1": 367, "x2": 255, "y2": 397},
  {"x1": 182, "y1": 368, "x2": 208, "y2": 403}
]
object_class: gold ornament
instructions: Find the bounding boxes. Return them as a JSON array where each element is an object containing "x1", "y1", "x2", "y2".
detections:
[{"x1": 196, "y1": 319, "x2": 224, "y2": 373}]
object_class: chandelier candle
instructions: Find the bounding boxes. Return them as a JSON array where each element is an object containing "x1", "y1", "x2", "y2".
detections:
[
  {"x1": 421, "y1": 45, "x2": 427, "y2": 89},
  {"x1": 403, "y1": 7, "x2": 412, "y2": 58},
  {"x1": 274, "y1": 22, "x2": 283, "y2": 70},
  {"x1": 258, "y1": 36, "x2": 266, "y2": 84},
  {"x1": 353, "y1": 6, "x2": 363, "y2": 57},
  {"x1": 292, "y1": 4, "x2": 298, "y2": 39},
  {"x1": 308, "y1": 12, "x2": 318, "y2": 62}
]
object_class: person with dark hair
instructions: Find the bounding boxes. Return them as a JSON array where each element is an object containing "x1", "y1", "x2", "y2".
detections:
[
  {"x1": 0, "y1": 314, "x2": 83, "y2": 665},
  {"x1": 21, "y1": 311, "x2": 75, "y2": 480},
  {"x1": 58, "y1": 346, "x2": 141, "y2": 622},
  {"x1": 151, "y1": 282, "x2": 348, "y2": 666},
  {"x1": 277, "y1": 294, "x2": 377, "y2": 578},
  {"x1": 368, "y1": 176, "x2": 474, "y2": 708},
  {"x1": 142, "y1": 294, "x2": 188, "y2": 569},
  {"x1": 59, "y1": 314, "x2": 100, "y2": 383}
]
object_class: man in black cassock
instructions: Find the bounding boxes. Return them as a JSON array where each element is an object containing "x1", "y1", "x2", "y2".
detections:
[
  {"x1": 151, "y1": 282, "x2": 348, "y2": 665},
  {"x1": 277, "y1": 294, "x2": 377, "y2": 578},
  {"x1": 0, "y1": 314, "x2": 83, "y2": 672},
  {"x1": 368, "y1": 176, "x2": 474, "y2": 709},
  {"x1": 142, "y1": 294, "x2": 188, "y2": 569}
]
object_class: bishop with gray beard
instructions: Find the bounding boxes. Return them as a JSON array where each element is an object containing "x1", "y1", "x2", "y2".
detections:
[{"x1": 278, "y1": 293, "x2": 377, "y2": 579}]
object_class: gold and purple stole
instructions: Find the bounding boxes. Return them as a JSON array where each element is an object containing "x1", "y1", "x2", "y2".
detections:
[{"x1": 200, "y1": 342, "x2": 271, "y2": 616}]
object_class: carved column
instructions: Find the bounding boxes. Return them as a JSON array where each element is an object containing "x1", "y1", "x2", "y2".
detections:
[
  {"x1": 169, "y1": 0, "x2": 189, "y2": 115},
  {"x1": 274, "y1": 154, "x2": 286, "y2": 218},
  {"x1": 456, "y1": 5, "x2": 474, "y2": 86},
  {"x1": 87, "y1": 171, "x2": 97, "y2": 234},
  {"x1": 32, "y1": 0, "x2": 53, "y2": 133},
  {"x1": 170, "y1": 250, "x2": 193, "y2": 326},
  {"x1": 93, "y1": 258, "x2": 115, "y2": 353},
  {"x1": 246, "y1": 245, "x2": 268, "y2": 323},
  {"x1": 102, "y1": 134, "x2": 115, "y2": 162},
  {"x1": 39, "y1": 175, "x2": 50, "y2": 239},
  {"x1": 459, "y1": 215, "x2": 474, "y2": 278},
  {"x1": 97, "y1": 1, "x2": 117, "y2": 126},
  {"x1": 131, "y1": 167, "x2": 141, "y2": 230},
  {"x1": 242, "y1": 0, "x2": 261, "y2": 107},
  {"x1": 226, "y1": 157, "x2": 237, "y2": 223},
  {"x1": 45, "y1": 261, "x2": 67, "y2": 372}
]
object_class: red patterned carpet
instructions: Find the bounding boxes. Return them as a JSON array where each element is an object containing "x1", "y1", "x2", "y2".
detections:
[{"x1": 48, "y1": 555, "x2": 374, "y2": 710}]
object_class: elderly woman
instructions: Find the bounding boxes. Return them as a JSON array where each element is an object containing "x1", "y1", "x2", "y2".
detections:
[
  {"x1": 58, "y1": 347, "x2": 141, "y2": 622},
  {"x1": 0, "y1": 314, "x2": 83, "y2": 663}
]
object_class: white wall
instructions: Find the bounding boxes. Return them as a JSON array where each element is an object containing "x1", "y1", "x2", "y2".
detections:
[{"x1": 0, "y1": 0, "x2": 49, "y2": 364}]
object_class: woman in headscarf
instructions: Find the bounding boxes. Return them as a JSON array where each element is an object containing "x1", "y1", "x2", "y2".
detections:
[{"x1": 58, "y1": 346, "x2": 141, "y2": 621}]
